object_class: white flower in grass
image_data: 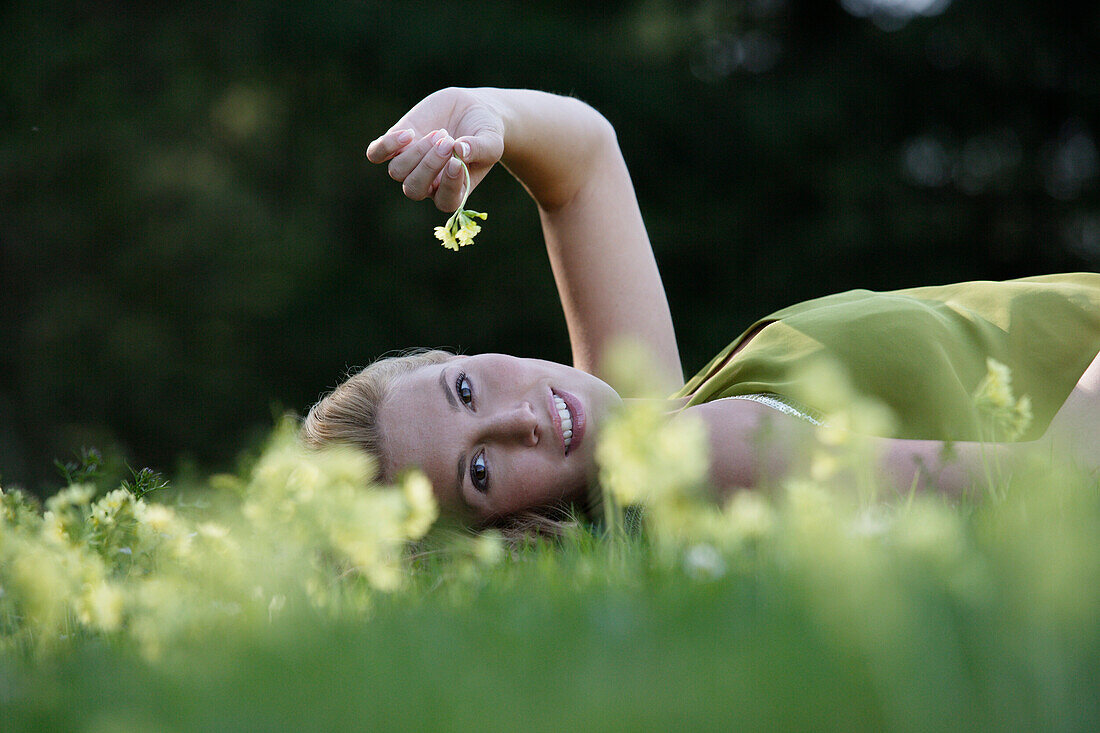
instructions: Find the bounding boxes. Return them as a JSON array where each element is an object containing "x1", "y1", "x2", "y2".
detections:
[{"x1": 683, "y1": 543, "x2": 726, "y2": 580}]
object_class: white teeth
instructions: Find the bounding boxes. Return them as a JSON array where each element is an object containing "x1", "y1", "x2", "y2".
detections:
[{"x1": 553, "y1": 394, "x2": 573, "y2": 451}]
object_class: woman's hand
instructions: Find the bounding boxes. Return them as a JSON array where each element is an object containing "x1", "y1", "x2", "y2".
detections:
[
  {"x1": 367, "y1": 87, "x2": 683, "y2": 389},
  {"x1": 365, "y1": 88, "x2": 505, "y2": 213}
]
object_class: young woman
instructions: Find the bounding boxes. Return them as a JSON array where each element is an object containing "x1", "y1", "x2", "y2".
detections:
[{"x1": 302, "y1": 87, "x2": 1100, "y2": 525}]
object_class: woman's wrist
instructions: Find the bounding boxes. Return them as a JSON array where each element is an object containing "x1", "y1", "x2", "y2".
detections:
[{"x1": 487, "y1": 88, "x2": 617, "y2": 211}]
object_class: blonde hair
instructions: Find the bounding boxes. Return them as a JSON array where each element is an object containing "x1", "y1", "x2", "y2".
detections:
[
  {"x1": 302, "y1": 348, "x2": 589, "y2": 540},
  {"x1": 301, "y1": 349, "x2": 453, "y2": 482}
]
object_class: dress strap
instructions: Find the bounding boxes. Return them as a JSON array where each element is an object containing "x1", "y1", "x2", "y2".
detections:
[{"x1": 713, "y1": 393, "x2": 824, "y2": 425}]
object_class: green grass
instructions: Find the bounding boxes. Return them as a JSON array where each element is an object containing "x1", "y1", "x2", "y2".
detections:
[
  {"x1": 5, "y1": 483, "x2": 1100, "y2": 731},
  {"x1": 3, "y1": 418, "x2": 1100, "y2": 732}
]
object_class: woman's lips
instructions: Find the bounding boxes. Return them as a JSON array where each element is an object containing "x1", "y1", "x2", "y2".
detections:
[{"x1": 551, "y1": 388, "x2": 586, "y2": 455}]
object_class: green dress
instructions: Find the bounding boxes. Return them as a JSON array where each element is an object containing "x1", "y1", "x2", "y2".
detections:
[{"x1": 674, "y1": 274, "x2": 1100, "y2": 441}]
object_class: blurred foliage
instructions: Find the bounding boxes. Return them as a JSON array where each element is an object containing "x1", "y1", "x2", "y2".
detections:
[
  {"x1": 1, "y1": 0, "x2": 1098, "y2": 493},
  {"x1": 2, "y1": 407, "x2": 1099, "y2": 730}
]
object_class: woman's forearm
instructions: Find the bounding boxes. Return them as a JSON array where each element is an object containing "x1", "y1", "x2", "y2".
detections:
[
  {"x1": 695, "y1": 398, "x2": 1031, "y2": 500},
  {"x1": 487, "y1": 89, "x2": 683, "y2": 388},
  {"x1": 874, "y1": 436, "x2": 1016, "y2": 498}
]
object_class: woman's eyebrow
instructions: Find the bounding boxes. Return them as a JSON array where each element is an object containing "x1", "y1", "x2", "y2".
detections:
[{"x1": 438, "y1": 369, "x2": 458, "y2": 409}]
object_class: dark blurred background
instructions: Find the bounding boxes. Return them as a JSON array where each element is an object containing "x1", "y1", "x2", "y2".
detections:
[{"x1": 1, "y1": 0, "x2": 1097, "y2": 495}]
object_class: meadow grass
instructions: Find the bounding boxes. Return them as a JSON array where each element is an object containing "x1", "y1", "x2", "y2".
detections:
[{"x1": 2, "y1": 409, "x2": 1100, "y2": 731}]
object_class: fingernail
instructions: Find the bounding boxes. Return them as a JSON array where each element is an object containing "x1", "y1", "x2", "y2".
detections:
[
  {"x1": 430, "y1": 129, "x2": 445, "y2": 142},
  {"x1": 435, "y1": 135, "x2": 454, "y2": 156},
  {"x1": 456, "y1": 141, "x2": 470, "y2": 159},
  {"x1": 446, "y1": 158, "x2": 462, "y2": 177},
  {"x1": 395, "y1": 129, "x2": 414, "y2": 144}
]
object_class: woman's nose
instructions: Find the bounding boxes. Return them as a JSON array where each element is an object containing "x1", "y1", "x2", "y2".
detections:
[{"x1": 483, "y1": 402, "x2": 539, "y2": 446}]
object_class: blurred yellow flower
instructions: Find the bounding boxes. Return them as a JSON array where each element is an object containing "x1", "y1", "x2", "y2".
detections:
[
  {"x1": 811, "y1": 451, "x2": 841, "y2": 482},
  {"x1": 136, "y1": 503, "x2": 177, "y2": 534},
  {"x1": 46, "y1": 483, "x2": 94, "y2": 514},
  {"x1": 79, "y1": 581, "x2": 123, "y2": 632},
  {"x1": 472, "y1": 530, "x2": 505, "y2": 566},
  {"x1": 197, "y1": 522, "x2": 230, "y2": 539},
  {"x1": 597, "y1": 401, "x2": 709, "y2": 509},
  {"x1": 401, "y1": 470, "x2": 438, "y2": 539},
  {"x1": 724, "y1": 490, "x2": 774, "y2": 539},
  {"x1": 973, "y1": 358, "x2": 1032, "y2": 440},
  {"x1": 974, "y1": 358, "x2": 1013, "y2": 410}
]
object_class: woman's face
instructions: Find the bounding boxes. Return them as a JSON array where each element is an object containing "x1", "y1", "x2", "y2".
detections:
[{"x1": 377, "y1": 354, "x2": 622, "y2": 521}]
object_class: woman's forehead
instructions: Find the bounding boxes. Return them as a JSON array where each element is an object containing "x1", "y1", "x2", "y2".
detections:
[{"x1": 378, "y1": 362, "x2": 464, "y2": 508}]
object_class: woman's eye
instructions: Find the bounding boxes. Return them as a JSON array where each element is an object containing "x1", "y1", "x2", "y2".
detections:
[
  {"x1": 456, "y1": 372, "x2": 473, "y2": 406},
  {"x1": 470, "y1": 450, "x2": 489, "y2": 493}
]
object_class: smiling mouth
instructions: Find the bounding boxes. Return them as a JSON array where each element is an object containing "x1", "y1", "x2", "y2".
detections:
[
  {"x1": 550, "y1": 388, "x2": 586, "y2": 456},
  {"x1": 552, "y1": 393, "x2": 574, "y2": 451}
]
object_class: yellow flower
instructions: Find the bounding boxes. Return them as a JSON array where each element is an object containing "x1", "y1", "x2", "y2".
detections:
[
  {"x1": 973, "y1": 358, "x2": 1013, "y2": 411},
  {"x1": 434, "y1": 224, "x2": 459, "y2": 250},
  {"x1": 472, "y1": 530, "x2": 505, "y2": 566},
  {"x1": 45, "y1": 483, "x2": 94, "y2": 514},
  {"x1": 435, "y1": 209, "x2": 487, "y2": 251},
  {"x1": 1011, "y1": 395, "x2": 1033, "y2": 437},
  {"x1": 972, "y1": 358, "x2": 1033, "y2": 440},
  {"x1": 596, "y1": 401, "x2": 709, "y2": 508},
  {"x1": 724, "y1": 490, "x2": 774, "y2": 541},
  {"x1": 197, "y1": 522, "x2": 230, "y2": 539},
  {"x1": 136, "y1": 503, "x2": 177, "y2": 534},
  {"x1": 90, "y1": 488, "x2": 133, "y2": 529},
  {"x1": 434, "y1": 158, "x2": 487, "y2": 251},
  {"x1": 401, "y1": 470, "x2": 438, "y2": 540},
  {"x1": 810, "y1": 450, "x2": 841, "y2": 482},
  {"x1": 78, "y1": 581, "x2": 123, "y2": 632}
]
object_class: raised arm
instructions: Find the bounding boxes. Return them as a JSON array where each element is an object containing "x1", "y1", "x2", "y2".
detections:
[{"x1": 365, "y1": 87, "x2": 682, "y2": 393}]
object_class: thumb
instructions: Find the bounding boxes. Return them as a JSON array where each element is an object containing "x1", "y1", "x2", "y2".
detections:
[{"x1": 453, "y1": 130, "x2": 504, "y2": 167}]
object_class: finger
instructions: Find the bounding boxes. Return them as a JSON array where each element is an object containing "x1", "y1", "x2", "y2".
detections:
[
  {"x1": 366, "y1": 128, "x2": 415, "y2": 163},
  {"x1": 387, "y1": 129, "x2": 446, "y2": 182},
  {"x1": 433, "y1": 157, "x2": 466, "y2": 213},
  {"x1": 427, "y1": 169, "x2": 444, "y2": 197},
  {"x1": 402, "y1": 134, "x2": 455, "y2": 201},
  {"x1": 453, "y1": 130, "x2": 504, "y2": 166}
]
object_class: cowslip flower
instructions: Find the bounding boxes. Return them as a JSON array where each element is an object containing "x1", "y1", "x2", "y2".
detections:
[
  {"x1": 401, "y1": 470, "x2": 438, "y2": 540},
  {"x1": 434, "y1": 157, "x2": 487, "y2": 251},
  {"x1": 596, "y1": 401, "x2": 709, "y2": 507},
  {"x1": 973, "y1": 358, "x2": 1013, "y2": 412},
  {"x1": 973, "y1": 358, "x2": 1032, "y2": 440}
]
